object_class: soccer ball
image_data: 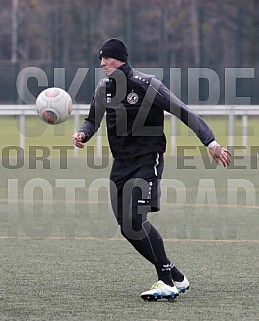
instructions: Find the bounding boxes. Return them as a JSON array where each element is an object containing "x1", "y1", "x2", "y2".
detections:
[{"x1": 36, "y1": 87, "x2": 73, "y2": 125}]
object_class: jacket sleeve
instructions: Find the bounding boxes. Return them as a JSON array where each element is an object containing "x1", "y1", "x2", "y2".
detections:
[
  {"x1": 79, "y1": 81, "x2": 106, "y2": 143},
  {"x1": 147, "y1": 77, "x2": 215, "y2": 147}
]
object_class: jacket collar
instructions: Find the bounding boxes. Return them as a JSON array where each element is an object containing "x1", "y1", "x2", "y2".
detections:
[{"x1": 108, "y1": 62, "x2": 133, "y2": 79}]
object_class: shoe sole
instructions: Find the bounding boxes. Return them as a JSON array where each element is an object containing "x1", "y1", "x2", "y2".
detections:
[
  {"x1": 177, "y1": 286, "x2": 189, "y2": 294},
  {"x1": 141, "y1": 293, "x2": 179, "y2": 302}
]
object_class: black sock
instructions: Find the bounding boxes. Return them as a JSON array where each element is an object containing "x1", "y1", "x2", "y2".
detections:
[
  {"x1": 121, "y1": 219, "x2": 174, "y2": 286},
  {"x1": 155, "y1": 261, "x2": 174, "y2": 286},
  {"x1": 171, "y1": 265, "x2": 184, "y2": 282}
]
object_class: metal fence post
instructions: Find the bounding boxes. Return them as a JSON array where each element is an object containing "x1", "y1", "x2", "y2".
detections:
[{"x1": 19, "y1": 112, "x2": 25, "y2": 159}]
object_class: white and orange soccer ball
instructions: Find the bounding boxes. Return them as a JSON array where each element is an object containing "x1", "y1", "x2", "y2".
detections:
[{"x1": 36, "y1": 87, "x2": 73, "y2": 125}]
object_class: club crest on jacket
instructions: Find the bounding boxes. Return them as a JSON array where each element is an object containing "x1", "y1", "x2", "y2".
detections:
[{"x1": 127, "y1": 91, "x2": 139, "y2": 104}]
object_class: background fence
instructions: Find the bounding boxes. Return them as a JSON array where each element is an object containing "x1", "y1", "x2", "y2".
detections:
[{"x1": 1, "y1": 104, "x2": 258, "y2": 157}]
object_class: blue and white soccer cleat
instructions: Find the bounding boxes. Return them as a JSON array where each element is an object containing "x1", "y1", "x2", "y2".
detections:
[
  {"x1": 141, "y1": 280, "x2": 179, "y2": 301},
  {"x1": 173, "y1": 276, "x2": 190, "y2": 293}
]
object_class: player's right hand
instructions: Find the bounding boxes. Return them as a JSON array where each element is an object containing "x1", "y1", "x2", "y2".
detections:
[{"x1": 72, "y1": 132, "x2": 85, "y2": 148}]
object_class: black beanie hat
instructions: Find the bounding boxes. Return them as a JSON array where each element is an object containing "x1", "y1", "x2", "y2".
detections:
[{"x1": 99, "y1": 38, "x2": 128, "y2": 62}]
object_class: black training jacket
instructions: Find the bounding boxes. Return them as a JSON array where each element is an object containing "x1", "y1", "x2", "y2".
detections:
[{"x1": 79, "y1": 63, "x2": 215, "y2": 159}]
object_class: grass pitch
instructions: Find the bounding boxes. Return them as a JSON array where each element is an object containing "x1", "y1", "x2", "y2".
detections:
[
  {"x1": 0, "y1": 115, "x2": 259, "y2": 320},
  {"x1": 0, "y1": 238, "x2": 258, "y2": 321},
  {"x1": 0, "y1": 156, "x2": 259, "y2": 321}
]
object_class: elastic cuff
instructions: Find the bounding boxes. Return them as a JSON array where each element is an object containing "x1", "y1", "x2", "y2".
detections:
[{"x1": 207, "y1": 140, "x2": 218, "y2": 149}]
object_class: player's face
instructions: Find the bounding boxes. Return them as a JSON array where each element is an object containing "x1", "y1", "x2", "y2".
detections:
[{"x1": 100, "y1": 57, "x2": 124, "y2": 75}]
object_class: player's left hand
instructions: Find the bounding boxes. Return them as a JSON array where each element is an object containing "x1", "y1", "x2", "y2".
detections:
[{"x1": 209, "y1": 145, "x2": 231, "y2": 167}]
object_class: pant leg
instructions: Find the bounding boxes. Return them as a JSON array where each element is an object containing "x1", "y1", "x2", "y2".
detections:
[{"x1": 110, "y1": 155, "x2": 174, "y2": 284}]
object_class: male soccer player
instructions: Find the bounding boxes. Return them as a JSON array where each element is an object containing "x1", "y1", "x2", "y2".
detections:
[{"x1": 72, "y1": 38, "x2": 231, "y2": 301}]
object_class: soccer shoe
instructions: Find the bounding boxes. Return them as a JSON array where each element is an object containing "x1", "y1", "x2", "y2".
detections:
[
  {"x1": 141, "y1": 280, "x2": 179, "y2": 301},
  {"x1": 173, "y1": 276, "x2": 190, "y2": 293}
]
